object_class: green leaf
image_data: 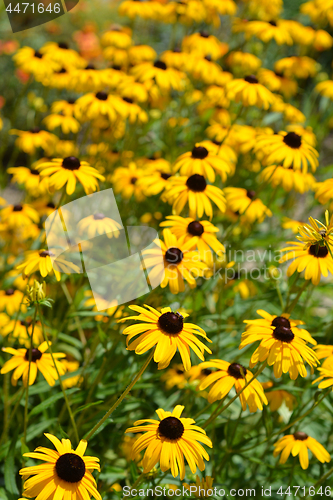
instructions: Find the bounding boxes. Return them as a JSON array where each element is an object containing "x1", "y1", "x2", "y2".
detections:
[
  {"x1": 73, "y1": 400, "x2": 104, "y2": 416},
  {"x1": 28, "y1": 388, "x2": 78, "y2": 417},
  {"x1": 4, "y1": 431, "x2": 19, "y2": 495}
]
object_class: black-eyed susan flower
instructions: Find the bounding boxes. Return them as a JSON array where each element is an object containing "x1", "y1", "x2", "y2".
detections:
[
  {"x1": 273, "y1": 433, "x2": 330, "y2": 470},
  {"x1": 280, "y1": 241, "x2": 333, "y2": 286},
  {"x1": 128, "y1": 44, "x2": 157, "y2": 65},
  {"x1": 0, "y1": 203, "x2": 39, "y2": 228},
  {"x1": 143, "y1": 228, "x2": 208, "y2": 294},
  {"x1": 182, "y1": 32, "x2": 228, "y2": 60},
  {"x1": 161, "y1": 364, "x2": 187, "y2": 390},
  {"x1": 70, "y1": 64, "x2": 109, "y2": 92},
  {"x1": 315, "y1": 175, "x2": 333, "y2": 204},
  {"x1": 240, "y1": 310, "x2": 319, "y2": 379},
  {"x1": 260, "y1": 165, "x2": 315, "y2": 193},
  {"x1": 75, "y1": 92, "x2": 123, "y2": 123},
  {"x1": 16, "y1": 250, "x2": 80, "y2": 282},
  {"x1": 19, "y1": 433, "x2": 101, "y2": 500},
  {"x1": 119, "y1": 304, "x2": 212, "y2": 370},
  {"x1": 7, "y1": 164, "x2": 49, "y2": 196},
  {"x1": 314, "y1": 344, "x2": 333, "y2": 367},
  {"x1": 244, "y1": 20, "x2": 294, "y2": 45},
  {"x1": 119, "y1": 0, "x2": 158, "y2": 20},
  {"x1": 0, "y1": 288, "x2": 26, "y2": 315},
  {"x1": 254, "y1": 131, "x2": 319, "y2": 172},
  {"x1": 43, "y1": 112, "x2": 80, "y2": 134},
  {"x1": 274, "y1": 56, "x2": 318, "y2": 79},
  {"x1": 166, "y1": 174, "x2": 226, "y2": 219},
  {"x1": 10, "y1": 128, "x2": 57, "y2": 155},
  {"x1": 1, "y1": 341, "x2": 66, "y2": 386},
  {"x1": 111, "y1": 162, "x2": 146, "y2": 201},
  {"x1": 197, "y1": 359, "x2": 267, "y2": 412},
  {"x1": 125, "y1": 405, "x2": 212, "y2": 479},
  {"x1": 78, "y1": 213, "x2": 122, "y2": 239},
  {"x1": 296, "y1": 211, "x2": 333, "y2": 252},
  {"x1": 183, "y1": 476, "x2": 215, "y2": 498},
  {"x1": 0, "y1": 317, "x2": 43, "y2": 346},
  {"x1": 262, "y1": 382, "x2": 296, "y2": 411},
  {"x1": 224, "y1": 187, "x2": 272, "y2": 223},
  {"x1": 258, "y1": 69, "x2": 298, "y2": 99},
  {"x1": 160, "y1": 215, "x2": 225, "y2": 266},
  {"x1": 130, "y1": 60, "x2": 185, "y2": 92},
  {"x1": 40, "y1": 41, "x2": 86, "y2": 69},
  {"x1": 13, "y1": 47, "x2": 60, "y2": 79},
  {"x1": 226, "y1": 75, "x2": 275, "y2": 109},
  {"x1": 173, "y1": 145, "x2": 232, "y2": 183},
  {"x1": 137, "y1": 159, "x2": 172, "y2": 196},
  {"x1": 37, "y1": 157, "x2": 104, "y2": 195},
  {"x1": 226, "y1": 51, "x2": 262, "y2": 75},
  {"x1": 62, "y1": 360, "x2": 83, "y2": 389},
  {"x1": 115, "y1": 97, "x2": 148, "y2": 123},
  {"x1": 101, "y1": 26, "x2": 132, "y2": 49}
]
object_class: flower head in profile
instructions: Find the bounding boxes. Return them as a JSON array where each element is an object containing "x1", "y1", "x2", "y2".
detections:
[
  {"x1": 37, "y1": 156, "x2": 104, "y2": 195},
  {"x1": 1, "y1": 341, "x2": 66, "y2": 386},
  {"x1": 19, "y1": 433, "x2": 101, "y2": 500},
  {"x1": 273, "y1": 433, "x2": 330, "y2": 470},
  {"x1": 16, "y1": 249, "x2": 81, "y2": 282},
  {"x1": 224, "y1": 187, "x2": 272, "y2": 223},
  {"x1": 0, "y1": 203, "x2": 39, "y2": 229},
  {"x1": 119, "y1": 304, "x2": 212, "y2": 370},
  {"x1": 197, "y1": 359, "x2": 268, "y2": 412},
  {"x1": 226, "y1": 75, "x2": 275, "y2": 109},
  {"x1": 173, "y1": 145, "x2": 232, "y2": 183},
  {"x1": 183, "y1": 476, "x2": 214, "y2": 498},
  {"x1": 240, "y1": 310, "x2": 319, "y2": 379},
  {"x1": 125, "y1": 405, "x2": 212, "y2": 479}
]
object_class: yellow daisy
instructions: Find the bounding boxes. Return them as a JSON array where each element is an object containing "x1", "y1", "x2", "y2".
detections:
[
  {"x1": 19, "y1": 433, "x2": 101, "y2": 500},
  {"x1": 240, "y1": 310, "x2": 319, "y2": 379},
  {"x1": 273, "y1": 433, "x2": 330, "y2": 470},
  {"x1": 16, "y1": 250, "x2": 81, "y2": 282},
  {"x1": 1, "y1": 341, "x2": 66, "y2": 386},
  {"x1": 224, "y1": 187, "x2": 272, "y2": 223},
  {"x1": 226, "y1": 76, "x2": 275, "y2": 109},
  {"x1": 173, "y1": 145, "x2": 232, "y2": 183},
  {"x1": 119, "y1": 304, "x2": 212, "y2": 370},
  {"x1": 125, "y1": 405, "x2": 212, "y2": 479}
]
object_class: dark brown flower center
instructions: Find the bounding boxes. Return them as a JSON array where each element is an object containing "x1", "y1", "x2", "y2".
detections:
[
  {"x1": 244, "y1": 75, "x2": 259, "y2": 84},
  {"x1": 62, "y1": 157, "x2": 81, "y2": 170},
  {"x1": 192, "y1": 146, "x2": 209, "y2": 160},
  {"x1": 30, "y1": 169, "x2": 39, "y2": 175},
  {"x1": 309, "y1": 244, "x2": 328, "y2": 258},
  {"x1": 187, "y1": 220, "x2": 204, "y2": 236},
  {"x1": 269, "y1": 20, "x2": 277, "y2": 26},
  {"x1": 227, "y1": 363, "x2": 247, "y2": 379},
  {"x1": 57, "y1": 68, "x2": 67, "y2": 74},
  {"x1": 13, "y1": 204, "x2": 23, "y2": 211},
  {"x1": 154, "y1": 60, "x2": 167, "y2": 70},
  {"x1": 67, "y1": 98, "x2": 76, "y2": 104},
  {"x1": 24, "y1": 348, "x2": 42, "y2": 362},
  {"x1": 200, "y1": 31, "x2": 209, "y2": 38},
  {"x1": 30, "y1": 127, "x2": 40, "y2": 134},
  {"x1": 58, "y1": 42, "x2": 69, "y2": 49},
  {"x1": 55, "y1": 453, "x2": 86, "y2": 483},
  {"x1": 158, "y1": 311, "x2": 184, "y2": 334},
  {"x1": 158, "y1": 416, "x2": 184, "y2": 440},
  {"x1": 165, "y1": 247, "x2": 183, "y2": 264},
  {"x1": 47, "y1": 202, "x2": 56, "y2": 209},
  {"x1": 202, "y1": 368, "x2": 212, "y2": 376},
  {"x1": 21, "y1": 319, "x2": 32, "y2": 327},
  {"x1": 293, "y1": 431, "x2": 308, "y2": 441},
  {"x1": 283, "y1": 132, "x2": 302, "y2": 149},
  {"x1": 123, "y1": 97, "x2": 133, "y2": 104},
  {"x1": 273, "y1": 326, "x2": 294, "y2": 343},
  {"x1": 246, "y1": 190, "x2": 256, "y2": 199},
  {"x1": 39, "y1": 250, "x2": 55, "y2": 257},
  {"x1": 5, "y1": 289, "x2": 15, "y2": 296},
  {"x1": 85, "y1": 64, "x2": 95, "y2": 70},
  {"x1": 34, "y1": 51, "x2": 43, "y2": 59},
  {"x1": 130, "y1": 177, "x2": 138, "y2": 185},
  {"x1": 271, "y1": 316, "x2": 291, "y2": 328},
  {"x1": 161, "y1": 172, "x2": 171, "y2": 180},
  {"x1": 96, "y1": 91, "x2": 108, "y2": 101},
  {"x1": 176, "y1": 368, "x2": 184, "y2": 374},
  {"x1": 186, "y1": 174, "x2": 207, "y2": 192},
  {"x1": 93, "y1": 213, "x2": 105, "y2": 220}
]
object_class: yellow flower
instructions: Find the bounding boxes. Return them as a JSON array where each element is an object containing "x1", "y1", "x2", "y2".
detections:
[
  {"x1": 0, "y1": 288, "x2": 26, "y2": 315},
  {"x1": 226, "y1": 76, "x2": 275, "y2": 109},
  {"x1": 40, "y1": 41, "x2": 86, "y2": 69},
  {"x1": 0, "y1": 203, "x2": 39, "y2": 228},
  {"x1": 43, "y1": 114, "x2": 80, "y2": 134},
  {"x1": 19, "y1": 433, "x2": 101, "y2": 500},
  {"x1": 13, "y1": 47, "x2": 60, "y2": 78},
  {"x1": 258, "y1": 68, "x2": 298, "y2": 99},
  {"x1": 240, "y1": 310, "x2": 318, "y2": 379},
  {"x1": 182, "y1": 32, "x2": 228, "y2": 60},
  {"x1": 161, "y1": 364, "x2": 187, "y2": 390},
  {"x1": 273, "y1": 433, "x2": 330, "y2": 470},
  {"x1": 173, "y1": 145, "x2": 232, "y2": 183},
  {"x1": 224, "y1": 187, "x2": 272, "y2": 223},
  {"x1": 7, "y1": 164, "x2": 49, "y2": 196},
  {"x1": 198, "y1": 359, "x2": 268, "y2": 412},
  {"x1": 274, "y1": 56, "x2": 318, "y2": 79},
  {"x1": 143, "y1": 228, "x2": 208, "y2": 294},
  {"x1": 183, "y1": 476, "x2": 215, "y2": 498},
  {"x1": 130, "y1": 60, "x2": 185, "y2": 92},
  {"x1": 243, "y1": 20, "x2": 294, "y2": 45},
  {"x1": 37, "y1": 157, "x2": 104, "y2": 195},
  {"x1": 166, "y1": 174, "x2": 226, "y2": 219},
  {"x1": 119, "y1": 304, "x2": 212, "y2": 370},
  {"x1": 262, "y1": 382, "x2": 296, "y2": 411},
  {"x1": 260, "y1": 165, "x2": 315, "y2": 193},
  {"x1": 111, "y1": 162, "x2": 146, "y2": 201},
  {"x1": 10, "y1": 128, "x2": 57, "y2": 155},
  {"x1": 226, "y1": 51, "x2": 262, "y2": 75},
  {"x1": 1, "y1": 341, "x2": 66, "y2": 386},
  {"x1": 125, "y1": 405, "x2": 212, "y2": 479},
  {"x1": 16, "y1": 249, "x2": 81, "y2": 282}
]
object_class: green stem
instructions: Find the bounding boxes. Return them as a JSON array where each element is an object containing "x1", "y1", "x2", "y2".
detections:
[
  {"x1": 84, "y1": 350, "x2": 155, "y2": 441},
  {"x1": 38, "y1": 304, "x2": 80, "y2": 444},
  {"x1": 202, "y1": 361, "x2": 267, "y2": 429},
  {"x1": 23, "y1": 308, "x2": 37, "y2": 445},
  {"x1": 283, "y1": 280, "x2": 310, "y2": 314}
]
